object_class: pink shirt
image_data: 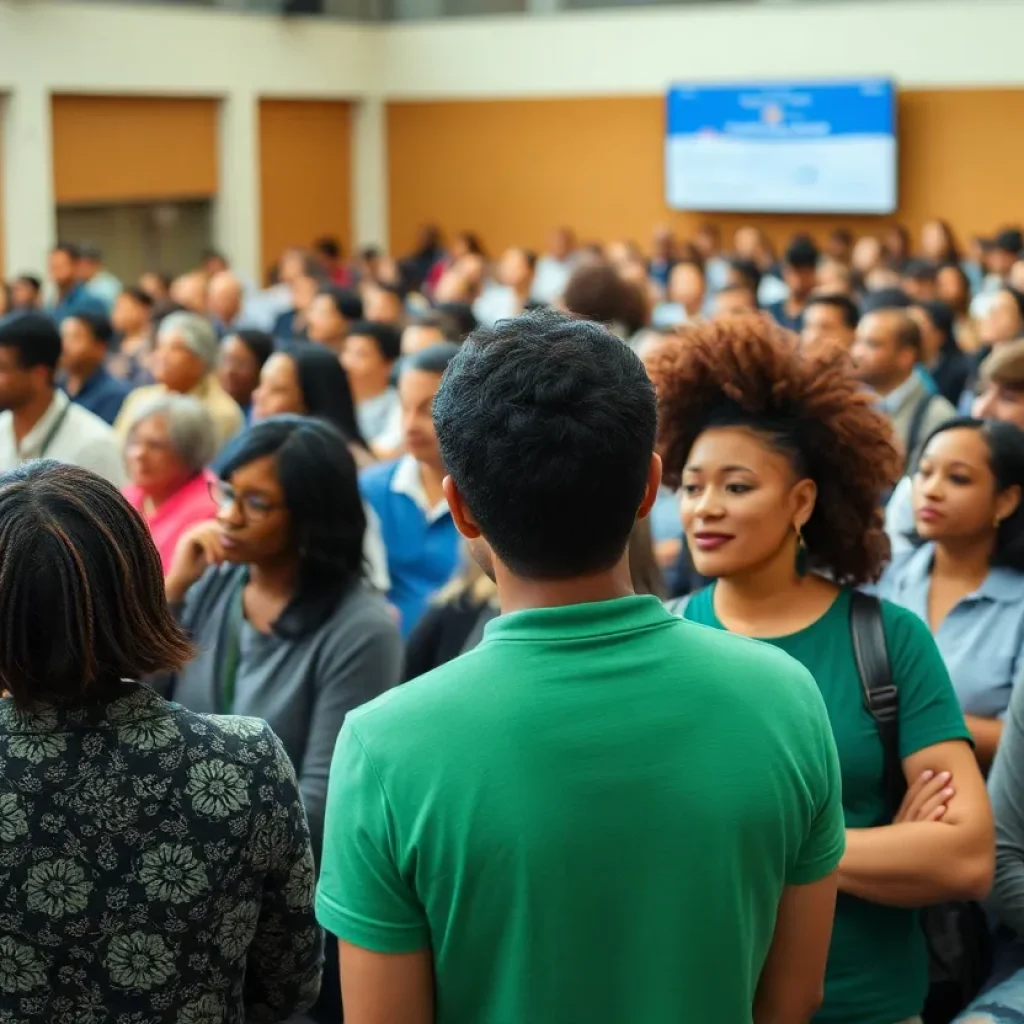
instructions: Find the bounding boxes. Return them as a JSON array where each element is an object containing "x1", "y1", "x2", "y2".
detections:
[{"x1": 123, "y1": 471, "x2": 219, "y2": 575}]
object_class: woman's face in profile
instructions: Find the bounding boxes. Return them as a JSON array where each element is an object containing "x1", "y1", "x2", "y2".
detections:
[
  {"x1": 252, "y1": 354, "x2": 305, "y2": 423},
  {"x1": 680, "y1": 426, "x2": 811, "y2": 579},
  {"x1": 214, "y1": 455, "x2": 293, "y2": 566}
]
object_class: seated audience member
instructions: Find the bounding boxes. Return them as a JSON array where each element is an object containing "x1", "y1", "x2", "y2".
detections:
[
  {"x1": 648, "y1": 315, "x2": 993, "y2": 1024},
  {"x1": 0, "y1": 461, "x2": 323, "y2": 1022},
  {"x1": 647, "y1": 225, "x2": 676, "y2": 288},
  {"x1": 652, "y1": 259, "x2": 706, "y2": 328},
  {"x1": 800, "y1": 293, "x2": 859, "y2": 351},
  {"x1": 10, "y1": 274, "x2": 41, "y2": 311},
  {"x1": 920, "y1": 217, "x2": 961, "y2": 266},
  {"x1": 972, "y1": 229, "x2": 1023, "y2": 318},
  {"x1": 909, "y1": 300, "x2": 972, "y2": 405},
  {"x1": 169, "y1": 271, "x2": 208, "y2": 314},
  {"x1": 693, "y1": 221, "x2": 729, "y2": 291},
  {"x1": 59, "y1": 311, "x2": 132, "y2": 425},
  {"x1": 713, "y1": 283, "x2": 759, "y2": 319},
  {"x1": 122, "y1": 394, "x2": 219, "y2": 574},
  {"x1": 207, "y1": 270, "x2": 246, "y2": 337},
  {"x1": 253, "y1": 343, "x2": 373, "y2": 470},
  {"x1": 852, "y1": 234, "x2": 885, "y2": 279},
  {"x1": 116, "y1": 312, "x2": 243, "y2": 451},
  {"x1": 852, "y1": 306, "x2": 956, "y2": 470},
  {"x1": 978, "y1": 287, "x2": 1024, "y2": 361},
  {"x1": 884, "y1": 223, "x2": 912, "y2": 271},
  {"x1": 724, "y1": 256, "x2": 762, "y2": 299},
  {"x1": 138, "y1": 270, "x2": 172, "y2": 305},
  {"x1": 200, "y1": 248, "x2": 229, "y2": 277},
  {"x1": 532, "y1": 225, "x2": 576, "y2": 304},
  {"x1": 401, "y1": 310, "x2": 459, "y2": 356},
  {"x1": 314, "y1": 236, "x2": 352, "y2": 287},
  {"x1": 78, "y1": 245, "x2": 122, "y2": 311},
  {"x1": 48, "y1": 243, "x2": 107, "y2": 322},
  {"x1": 108, "y1": 286, "x2": 155, "y2": 385},
  {"x1": 889, "y1": 340, "x2": 1024, "y2": 555},
  {"x1": 340, "y1": 321, "x2": 402, "y2": 453},
  {"x1": 433, "y1": 301, "x2": 477, "y2": 341},
  {"x1": 160, "y1": 415, "x2": 402, "y2": 859},
  {"x1": 0, "y1": 281, "x2": 8, "y2": 317},
  {"x1": 317, "y1": 309, "x2": 847, "y2": 1024},
  {"x1": 217, "y1": 329, "x2": 274, "y2": 421},
  {"x1": 937, "y1": 263, "x2": 981, "y2": 352},
  {"x1": 363, "y1": 283, "x2": 405, "y2": 325},
  {"x1": 825, "y1": 226, "x2": 854, "y2": 265},
  {"x1": 880, "y1": 418, "x2": 1024, "y2": 769},
  {"x1": 271, "y1": 265, "x2": 321, "y2": 342},
  {"x1": 766, "y1": 235, "x2": 819, "y2": 332},
  {"x1": 815, "y1": 258, "x2": 855, "y2": 297},
  {"x1": 901, "y1": 259, "x2": 939, "y2": 303},
  {"x1": 473, "y1": 247, "x2": 537, "y2": 327},
  {"x1": 0, "y1": 313, "x2": 124, "y2": 483},
  {"x1": 561, "y1": 261, "x2": 644, "y2": 339},
  {"x1": 306, "y1": 286, "x2": 363, "y2": 356},
  {"x1": 360, "y1": 343, "x2": 461, "y2": 636}
]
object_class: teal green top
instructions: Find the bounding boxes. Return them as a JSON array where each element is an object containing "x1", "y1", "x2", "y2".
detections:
[
  {"x1": 317, "y1": 595, "x2": 845, "y2": 1023},
  {"x1": 685, "y1": 585, "x2": 971, "y2": 1024}
]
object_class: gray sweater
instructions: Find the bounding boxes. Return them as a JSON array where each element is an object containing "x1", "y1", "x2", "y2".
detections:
[
  {"x1": 989, "y1": 669, "x2": 1024, "y2": 938},
  {"x1": 156, "y1": 564, "x2": 402, "y2": 858}
]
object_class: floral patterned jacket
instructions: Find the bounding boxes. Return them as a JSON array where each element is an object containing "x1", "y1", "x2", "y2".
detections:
[{"x1": 0, "y1": 683, "x2": 323, "y2": 1023}]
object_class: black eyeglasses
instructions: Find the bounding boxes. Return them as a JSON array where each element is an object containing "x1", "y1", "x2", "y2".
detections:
[{"x1": 208, "y1": 479, "x2": 286, "y2": 521}]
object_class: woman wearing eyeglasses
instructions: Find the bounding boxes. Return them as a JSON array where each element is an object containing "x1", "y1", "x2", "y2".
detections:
[{"x1": 160, "y1": 415, "x2": 402, "y2": 861}]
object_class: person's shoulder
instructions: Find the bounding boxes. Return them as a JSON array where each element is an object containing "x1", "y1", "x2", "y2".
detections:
[
  {"x1": 121, "y1": 383, "x2": 161, "y2": 411},
  {"x1": 328, "y1": 581, "x2": 400, "y2": 636},
  {"x1": 876, "y1": 593, "x2": 938, "y2": 656},
  {"x1": 359, "y1": 458, "x2": 400, "y2": 495},
  {"x1": 66, "y1": 400, "x2": 118, "y2": 440}
]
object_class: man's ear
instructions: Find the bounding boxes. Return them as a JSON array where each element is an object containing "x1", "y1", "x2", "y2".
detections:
[
  {"x1": 635, "y1": 453, "x2": 663, "y2": 520},
  {"x1": 443, "y1": 476, "x2": 482, "y2": 541}
]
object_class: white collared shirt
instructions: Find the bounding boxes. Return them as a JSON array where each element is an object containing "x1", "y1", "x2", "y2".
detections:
[
  {"x1": 390, "y1": 453, "x2": 450, "y2": 524},
  {"x1": 0, "y1": 390, "x2": 126, "y2": 485}
]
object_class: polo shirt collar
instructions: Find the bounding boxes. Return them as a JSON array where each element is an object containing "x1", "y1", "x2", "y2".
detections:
[
  {"x1": 482, "y1": 594, "x2": 673, "y2": 644},
  {"x1": 903, "y1": 541, "x2": 1021, "y2": 605},
  {"x1": 391, "y1": 454, "x2": 450, "y2": 523}
]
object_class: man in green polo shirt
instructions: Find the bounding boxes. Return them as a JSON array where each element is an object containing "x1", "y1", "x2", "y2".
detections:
[{"x1": 316, "y1": 309, "x2": 845, "y2": 1024}]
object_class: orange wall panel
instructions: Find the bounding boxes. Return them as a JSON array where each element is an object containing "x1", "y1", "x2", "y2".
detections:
[
  {"x1": 52, "y1": 95, "x2": 218, "y2": 205},
  {"x1": 388, "y1": 90, "x2": 1024, "y2": 257},
  {"x1": 259, "y1": 99, "x2": 352, "y2": 280}
]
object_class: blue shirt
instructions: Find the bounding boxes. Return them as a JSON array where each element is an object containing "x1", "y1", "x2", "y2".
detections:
[
  {"x1": 360, "y1": 455, "x2": 460, "y2": 637},
  {"x1": 765, "y1": 299, "x2": 803, "y2": 333},
  {"x1": 50, "y1": 284, "x2": 108, "y2": 323},
  {"x1": 878, "y1": 542, "x2": 1024, "y2": 718},
  {"x1": 62, "y1": 365, "x2": 132, "y2": 426}
]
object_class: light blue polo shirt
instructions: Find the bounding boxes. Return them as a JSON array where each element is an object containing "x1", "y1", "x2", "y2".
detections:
[
  {"x1": 879, "y1": 542, "x2": 1024, "y2": 718},
  {"x1": 360, "y1": 455, "x2": 460, "y2": 638}
]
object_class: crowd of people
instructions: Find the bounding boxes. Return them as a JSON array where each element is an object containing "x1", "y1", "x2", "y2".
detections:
[{"x1": 0, "y1": 215, "x2": 1023, "y2": 1023}]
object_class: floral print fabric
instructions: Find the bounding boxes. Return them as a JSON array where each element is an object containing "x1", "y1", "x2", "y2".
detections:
[{"x1": 0, "y1": 684, "x2": 323, "y2": 1023}]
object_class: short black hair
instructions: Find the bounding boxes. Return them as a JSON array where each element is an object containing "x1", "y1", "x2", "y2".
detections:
[
  {"x1": 122, "y1": 286, "x2": 155, "y2": 309},
  {"x1": 0, "y1": 312, "x2": 62, "y2": 372},
  {"x1": 314, "y1": 237, "x2": 342, "y2": 261},
  {"x1": 784, "y1": 236, "x2": 820, "y2": 270},
  {"x1": 280, "y1": 342, "x2": 367, "y2": 449},
  {"x1": 408, "y1": 309, "x2": 460, "y2": 342},
  {"x1": 887, "y1": 309, "x2": 922, "y2": 355},
  {"x1": 79, "y1": 244, "x2": 102, "y2": 263},
  {"x1": 861, "y1": 286, "x2": 912, "y2": 313},
  {"x1": 52, "y1": 242, "x2": 82, "y2": 261},
  {"x1": 434, "y1": 309, "x2": 657, "y2": 579},
  {"x1": 0, "y1": 461, "x2": 193, "y2": 708},
  {"x1": 914, "y1": 300, "x2": 957, "y2": 352},
  {"x1": 66, "y1": 311, "x2": 114, "y2": 348},
  {"x1": 349, "y1": 321, "x2": 402, "y2": 363},
  {"x1": 727, "y1": 257, "x2": 762, "y2": 293},
  {"x1": 902, "y1": 259, "x2": 938, "y2": 282},
  {"x1": 218, "y1": 416, "x2": 366, "y2": 596},
  {"x1": 320, "y1": 286, "x2": 363, "y2": 322},
  {"x1": 806, "y1": 293, "x2": 860, "y2": 329},
  {"x1": 918, "y1": 418, "x2": 1024, "y2": 571},
  {"x1": 15, "y1": 275, "x2": 41, "y2": 294},
  {"x1": 403, "y1": 341, "x2": 461, "y2": 376},
  {"x1": 230, "y1": 329, "x2": 274, "y2": 370}
]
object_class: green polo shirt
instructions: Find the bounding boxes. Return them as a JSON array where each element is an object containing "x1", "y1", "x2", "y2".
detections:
[
  {"x1": 684, "y1": 585, "x2": 971, "y2": 1024},
  {"x1": 317, "y1": 595, "x2": 844, "y2": 1024}
]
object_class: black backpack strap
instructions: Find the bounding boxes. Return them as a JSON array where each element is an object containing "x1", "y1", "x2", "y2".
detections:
[
  {"x1": 905, "y1": 392, "x2": 936, "y2": 473},
  {"x1": 849, "y1": 591, "x2": 906, "y2": 820}
]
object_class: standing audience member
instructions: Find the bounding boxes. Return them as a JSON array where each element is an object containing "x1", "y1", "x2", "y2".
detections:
[
  {"x1": 766, "y1": 236, "x2": 819, "y2": 332},
  {"x1": 649, "y1": 316, "x2": 993, "y2": 1024},
  {"x1": 800, "y1": 293, "x2": 859, "y2": 351},
  {"x1": 360, "y1": 343, "x2": 461, "y2": 636},
  {"x1": 341, "y1": 321, "x2": 403, "y2": 455},
  {"x1": 48, "y1": 243, "x2": 107, "y2": 322},
  {"x1": 909, "y1": 300, "x2": 972, "y2": 406},
  {"x1": 307, "y1": 286, "x2": 363, "y2": 357},
  {"x1": 115, "y1": 311, "x2": 243, "y2": 451},
  {"x1": 532, "y1": 226, "x2": 576, "y2": 304},
  {"x1": 10, "y1": 274, "x2": 41, "y2": 311},
  {"x1": 880, "y1": 419, "x2": 1024, "y2": 769},
  {"x1": 0, "y1": 313, "x2": 124, "y2": 483},
  {"x1": 59, "y1": 311, "x2": 132, "y2": 425},
  {"x1": 317, "y1": 309, "x2": 847, "y2": 1024},
  {"x1": 0, "y1": 461, "x2": 323, "y2": 1023},
  {"x1": 217, "y1": 329, "x2": 274, "y2": 422},
  {"x1": 852, "y1": 306, "x2": 956, "y2": 469},
  {"x1": 122, "y1": 394, "x2": 219, "y2": 574},
  {"x1": 108, "y1": 286, "x2": 155, "y2": 385},
  {"x1": 77, "y1": 245, "x2": 122, "y2": 311}
]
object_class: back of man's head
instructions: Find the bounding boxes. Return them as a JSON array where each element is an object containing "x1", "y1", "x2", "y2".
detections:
[{"x1": 434, "y1": 309, "x2": 657, "y2": 580}]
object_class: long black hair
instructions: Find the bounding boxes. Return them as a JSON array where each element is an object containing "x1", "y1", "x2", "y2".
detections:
[{"x1": 281, "y1": 342, "x2": 368, "y2": 451}]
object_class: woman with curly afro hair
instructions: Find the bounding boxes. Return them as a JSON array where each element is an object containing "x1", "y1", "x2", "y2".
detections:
[{"x1": 648, "y1": 316, "x2": 993, "y2": 1024}]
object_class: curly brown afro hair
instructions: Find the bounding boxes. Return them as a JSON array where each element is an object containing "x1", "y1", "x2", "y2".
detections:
[{"x1": 647, "y1": 315, "x2": 902, "y2": 587}]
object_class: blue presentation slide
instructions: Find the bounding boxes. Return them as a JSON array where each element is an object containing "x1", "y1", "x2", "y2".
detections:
[{"x1": 665, "y1": 79, "x2": 897, "y2": 214}]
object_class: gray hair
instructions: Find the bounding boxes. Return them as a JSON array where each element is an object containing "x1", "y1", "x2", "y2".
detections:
[
  {"x1": 126, "y1": 394, "x2": 217, "y2": 474},
  {"x1": 157, "y1": 311, "x2": 219, "y2": 371}
]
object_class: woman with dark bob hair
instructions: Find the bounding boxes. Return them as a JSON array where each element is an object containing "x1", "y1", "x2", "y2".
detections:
[
  {"x1": 880, "y1": 418, "x2": 1024, "y2": 769},
  {"x1": 648, "y1": 317, "x2": 993, "y2": 1024},
  {"x1": 0, "y1": 462, "x2": 322, "y2": 1021}
]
